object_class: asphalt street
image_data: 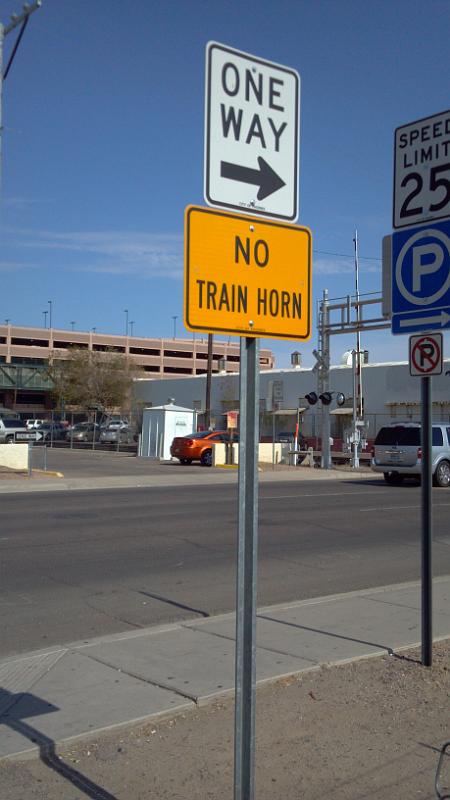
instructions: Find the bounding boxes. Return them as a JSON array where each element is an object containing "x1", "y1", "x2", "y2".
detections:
[{"x1": 1, "y1": 479, "x2": 450, "y2": 658}]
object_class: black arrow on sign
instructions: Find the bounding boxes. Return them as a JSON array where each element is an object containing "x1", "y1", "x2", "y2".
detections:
[{"x1": 220, "y1": 157, "x2": 285, "y2": 201}]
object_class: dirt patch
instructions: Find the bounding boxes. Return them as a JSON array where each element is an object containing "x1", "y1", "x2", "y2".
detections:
[
  {"x1": 0, "y1": 467, "x2": 28, "y2": 480},
  {"x1": 0, "y1": 640, "x2": 448, "y2": 799},
  {"x1": 0, "y1": 467, "x2": 58, "y2": 480}
]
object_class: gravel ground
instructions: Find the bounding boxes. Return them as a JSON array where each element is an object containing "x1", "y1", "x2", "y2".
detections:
[{"x1": 1, "y1": 640, "x2": 448, "y2": 800}]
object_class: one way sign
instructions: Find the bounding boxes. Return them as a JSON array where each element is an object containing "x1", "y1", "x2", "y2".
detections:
[{"x1": 204, "y1": 42, "x2": 300, "y2": 222}]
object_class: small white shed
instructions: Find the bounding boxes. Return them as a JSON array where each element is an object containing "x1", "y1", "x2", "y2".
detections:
[{"x1": 139, "y1": 401, "x2": 196, "y2": 460}]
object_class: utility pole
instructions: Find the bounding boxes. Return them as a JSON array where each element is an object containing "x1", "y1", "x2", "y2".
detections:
[
  {"x1": 317, "y1": 289, "x2": 331, "y2": 469},
  {"x1": 352, "y1": 230, "x2": 363, "y2": 469},
  {"x1": 0, "y1": 1, "x2": 42, "y2": 195},
  {"x1": 353, "y1": 231, "x2": 364, "y2": 415}
]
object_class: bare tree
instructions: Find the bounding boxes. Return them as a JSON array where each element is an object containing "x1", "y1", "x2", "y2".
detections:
[{"x1": 50, "y1": 348, "x2": 136, "y2": 415}]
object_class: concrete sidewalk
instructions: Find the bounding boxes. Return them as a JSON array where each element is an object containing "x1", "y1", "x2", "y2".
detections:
[{"x1": 0, "y1": 576, "x2": 448, "y2": 761}]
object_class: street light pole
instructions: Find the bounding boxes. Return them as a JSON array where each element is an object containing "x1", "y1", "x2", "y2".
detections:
[
  {"x1": 129, "y1": 321, "x2": 134, "y2": 337},
  {"x1": 172, "y1": 315, "x2": 178, "y2": 339},
  {"x1": 42, "y1": 310, "x2": 48, "y2": 328},
  {"x1": 124, "y1": 309, "x2": 129, "y2": 336},
  {"x1": 48, "y1": 299, "x2": 52, "y2": 329}
]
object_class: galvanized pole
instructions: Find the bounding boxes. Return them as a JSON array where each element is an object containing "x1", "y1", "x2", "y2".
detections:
[
  {"x1": 318, "y1": 290, "x2": 331, "y2": 469},
  {"x1": 353, "y1": 230, "x2": 363, "y2": 419},
  {"x1": 234, "y1": 336, "x2": 260, "y2": 800},
  {"x1": 351, "y1": 350, "x2": 359, "y2": 468},
  {"x1": 205, "y1": 333, "x2": 213, "y2": 429},
  {"x1": 421, "y1": 375, "x2": 432, "y2": 666},
  {"x1": 27, "y1": 441, "x2": 32, "y2": 477}
]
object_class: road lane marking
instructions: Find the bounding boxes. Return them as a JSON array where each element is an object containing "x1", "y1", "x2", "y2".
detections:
[
  {"x1": 261, "y1": 491, "x2": 398, "y2": 501},
  {"x1": 360, "y1": 503, "x2": 450, "y2": 512}
]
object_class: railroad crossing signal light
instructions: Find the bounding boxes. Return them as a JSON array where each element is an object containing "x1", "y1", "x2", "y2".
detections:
[
  {"x1": 305, "y1": 392, "x2": 318, "y2": 405},
  {"x1": 304, "y1": 391, "x2": 346, "y2": 407}
]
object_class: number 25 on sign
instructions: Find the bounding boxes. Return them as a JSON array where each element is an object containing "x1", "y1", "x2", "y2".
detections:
[{"x1": 184, "y1": 206, "x2": 312, "y2": 341}]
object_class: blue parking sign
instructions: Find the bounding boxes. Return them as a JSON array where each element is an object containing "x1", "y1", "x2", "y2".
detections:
[{"x1": 391, "y1": 219, "x2": 450, "y2": 334}]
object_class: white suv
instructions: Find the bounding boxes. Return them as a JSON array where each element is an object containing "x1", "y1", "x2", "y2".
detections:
[
  {"x1": 0, "y1": 418, "x2": 27, "y2": 443},
  {"x1": 371, "y1": 422, "x2": 450, "y2": 487}
]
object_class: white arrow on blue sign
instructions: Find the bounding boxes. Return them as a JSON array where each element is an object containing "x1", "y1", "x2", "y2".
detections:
[{"x1": 391, "y1": 219, "x2": 450, "y2": 334}]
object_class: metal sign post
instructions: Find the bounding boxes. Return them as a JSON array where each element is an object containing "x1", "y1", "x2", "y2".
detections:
[
  {"x1": 408, "y1": 332, "x2": 442, "y2": 667},
  {"x1": 28, "y1": 441, "x2": 33, "y2": 476},
  {"x1": 187, "y1": 41, "x2": 306, "y2": 800},
  {"x1": 389, "y1": 109, "x2": 450, "y2": 667},
  {"x1": 234, "y1": 336, "x2": 260, "y2": 800},
  {"x1": 421, "y1": 375, "x2": 432, "y2": 667}
]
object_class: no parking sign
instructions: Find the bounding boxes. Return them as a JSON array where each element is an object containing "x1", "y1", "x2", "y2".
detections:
[{"x1": 409, "y1": 332, "x2": 443, "y2": 376}]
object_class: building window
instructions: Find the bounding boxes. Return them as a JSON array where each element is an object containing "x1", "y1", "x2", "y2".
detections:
[
  {"x1": 93, "y1": 344, "x2": 125, "y2": 353},
  {"x1": 129, "y1": 347, "x2": 160, "y2": 356},
  {"x1": 163, "y1": 350, "x2": 192, "y2": 359},
  {"x1": 143, "y1": 366, "x2": 160, "y2": 372},
  {"x1": 164, "y1": 366, "x2": 193, "y2": 375},
  {"x1": 53, "y1": 340, "x2": 89, "y2": 350},
  {"x1": 11, "y1": 337, "x2": 48, "y2": 347},
  {"x1": 196, "y1": 353, "x2": 225, "y2": 361},
  {"x1": 16, "y1": 392, "x2": 46, "y2": 404}
]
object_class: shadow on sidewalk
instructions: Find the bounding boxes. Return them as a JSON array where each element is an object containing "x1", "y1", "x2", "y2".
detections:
[
  {"x1": 257, "y1": 613, "x2": 397, "y2": 655},
  {"x1": 0, "y1": 688, "x2": 118, "y2": 800}
]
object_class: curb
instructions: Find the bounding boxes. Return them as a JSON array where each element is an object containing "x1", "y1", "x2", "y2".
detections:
[{"x1": 32, "y1": 470, "x2": 64, "y2": 478}]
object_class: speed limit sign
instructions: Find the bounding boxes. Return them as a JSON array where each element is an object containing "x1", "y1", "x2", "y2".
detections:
[{"x1": 394, "y1": 110, "x2": 450, "y2": 229}]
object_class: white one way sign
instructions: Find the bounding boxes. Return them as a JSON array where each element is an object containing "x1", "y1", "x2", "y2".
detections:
[{"x1": 204, "y1": 42, "x2": 300, "y2": 221}]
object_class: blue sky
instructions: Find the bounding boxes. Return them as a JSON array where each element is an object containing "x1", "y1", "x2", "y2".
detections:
[{"x1": 1, "y1": 0, "x2": 449, "y2": 368}]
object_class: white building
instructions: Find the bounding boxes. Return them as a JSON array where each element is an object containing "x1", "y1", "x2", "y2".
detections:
[{"x1": 133, "y1": 358, "x2": 450, "y2": 448}]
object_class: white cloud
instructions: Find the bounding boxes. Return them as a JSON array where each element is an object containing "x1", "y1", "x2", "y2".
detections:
[
  {"x1": 0, "y1": 260, "x2": 34, "y2": 272},
  {"x1": 2, "y1": 196, "x2": 52, "y2": 208},
  {"x1": 5, "y1": 228, "x2": 184, "y2": 279},
  {"x1": 314, "y1": 256, "x2": 380, "y2": 275}
]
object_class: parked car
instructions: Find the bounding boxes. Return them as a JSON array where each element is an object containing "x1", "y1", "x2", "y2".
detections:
[
  {"x1": 65, "y1": 422, "x2": 102, "y2": 442},
  {"x1": 102, "y1": 418, "x2": 129, "y2": 431},
  {"x1": 25, "y1": 418, "x2": 46, "y2": 430},
  {"x1": 36, "y1": 422, "x2": 67, "y2": 442},
  {"x1": 99, "y1": 424, "x2": 134, "y2": 445},
  {"x1": 0, "y1": 418, "x2": 27, "y2": 443},
  {"x1": 371, "y1": 422, "x2": 450, "y2": 486},
  {"x1": 170, "y1": 430, "x2": 233, "y2": 466}
]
